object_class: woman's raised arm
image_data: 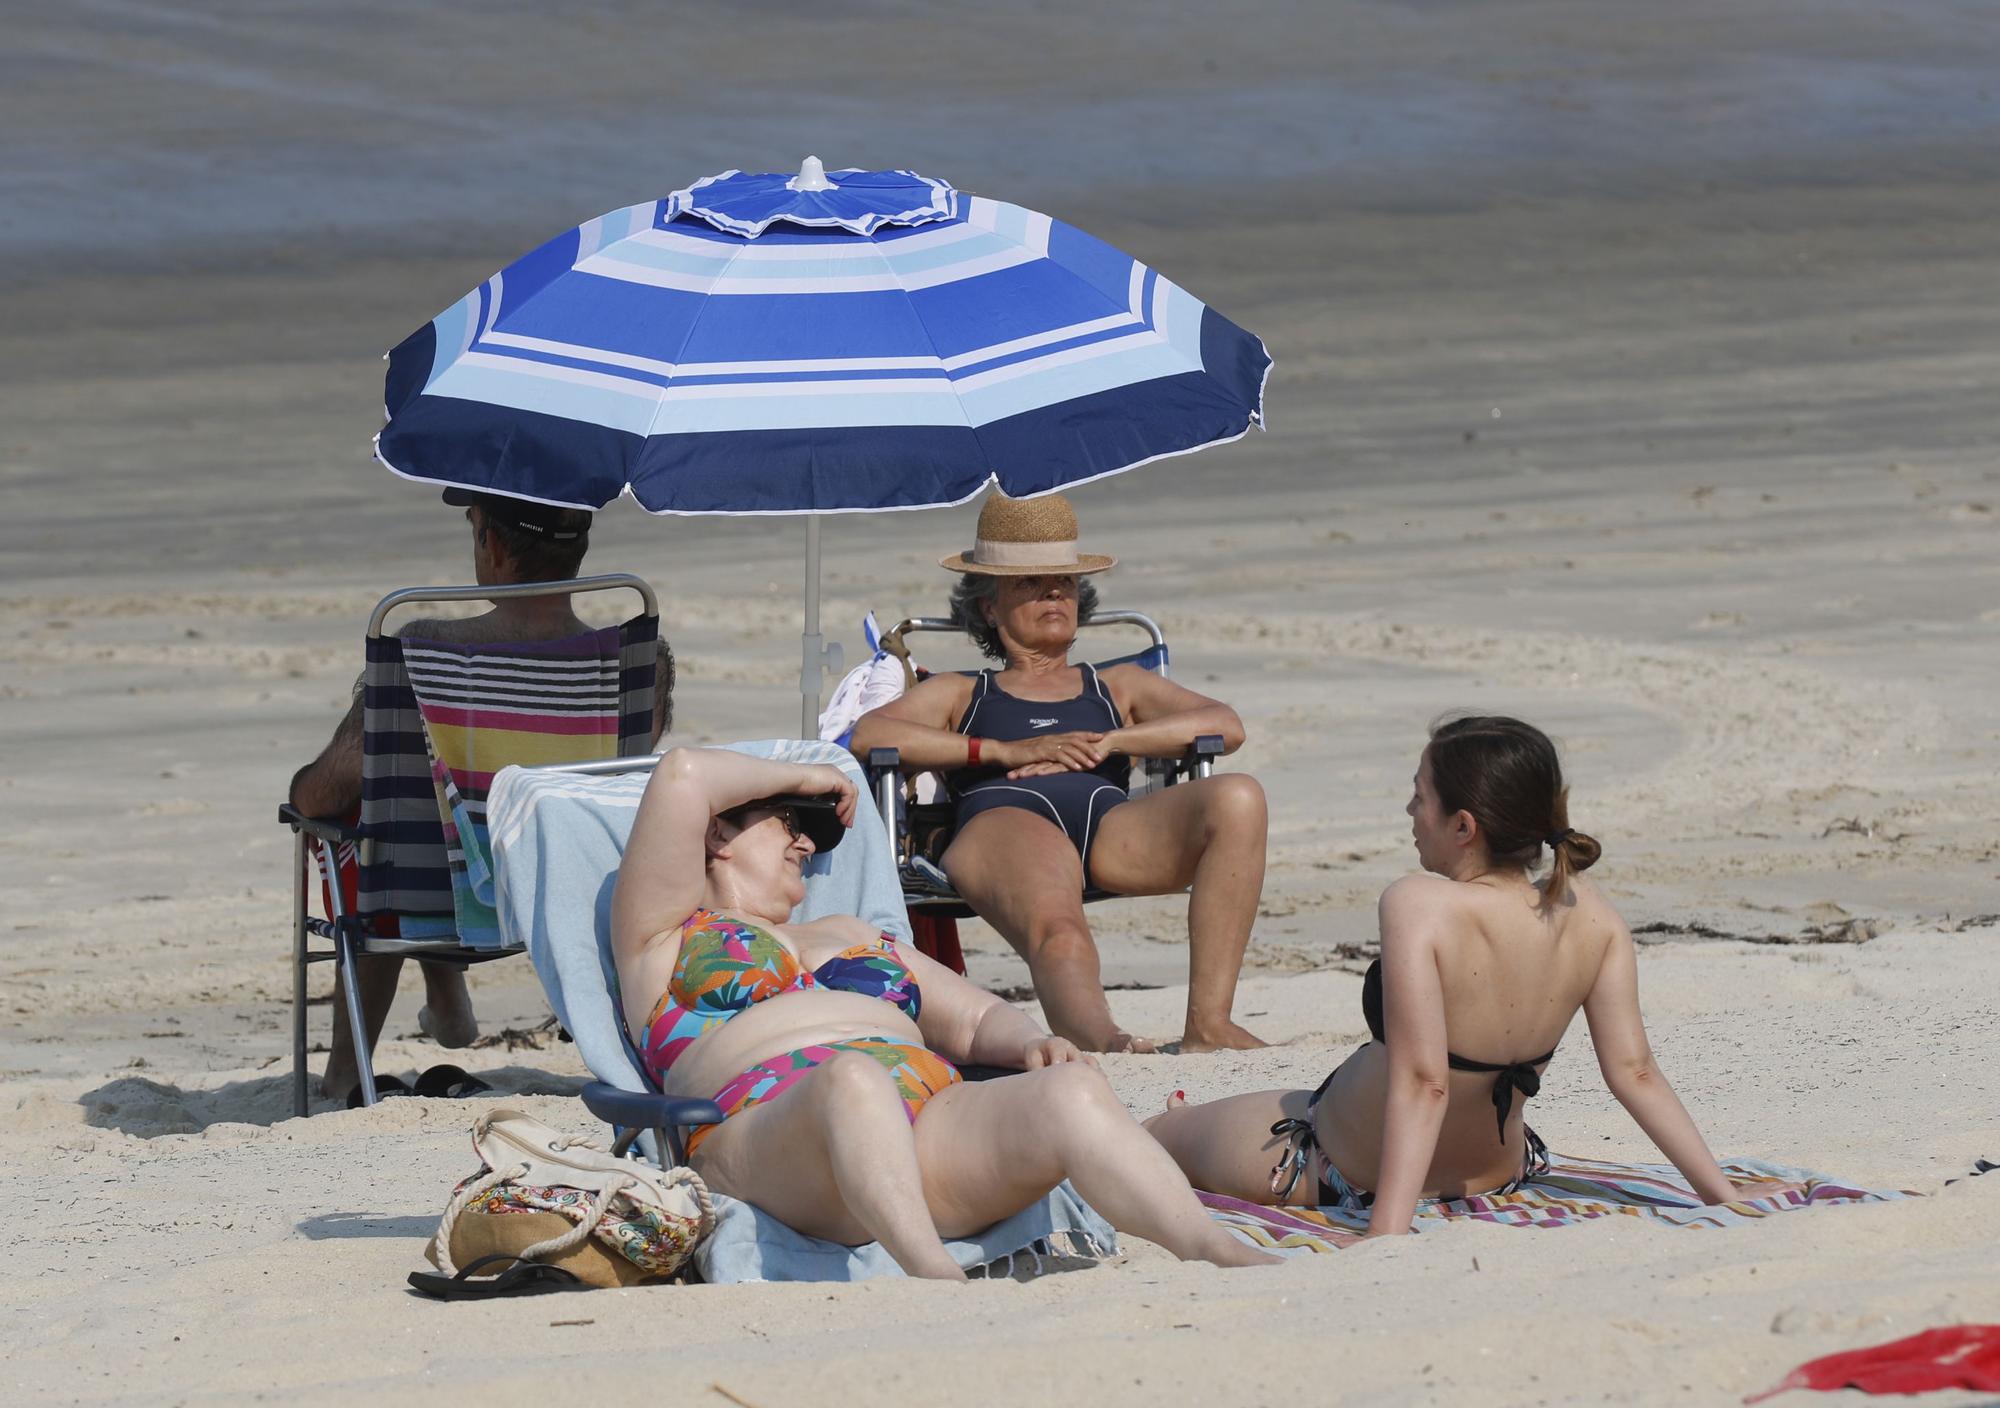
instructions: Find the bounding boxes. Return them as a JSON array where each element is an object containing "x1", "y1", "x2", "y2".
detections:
[
  {"x1": 1581, "y1": 916, "x2": 1737, "y2": 1204},
  {"x1": 610, "y1": 748, "x2": 855, "y2": 965}
]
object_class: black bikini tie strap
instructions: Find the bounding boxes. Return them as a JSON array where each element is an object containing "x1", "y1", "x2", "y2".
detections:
[
  {"x1": 1490, "y1": 1063, "x2": 1542, "y2": 1142},
  {"x1": 1448, "y1": 1050, "x2": 1555, "y2": 1141}
]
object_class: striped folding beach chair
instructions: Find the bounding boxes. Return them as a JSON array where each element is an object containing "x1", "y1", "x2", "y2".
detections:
[{"x1": 279, "y1": 573, "x2": 660, "y2": 1115}]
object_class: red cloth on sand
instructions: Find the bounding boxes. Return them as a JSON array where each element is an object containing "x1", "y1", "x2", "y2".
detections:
[{"x1": 1746, "y1": 1325, "x2": 2000, "y2": 1402}]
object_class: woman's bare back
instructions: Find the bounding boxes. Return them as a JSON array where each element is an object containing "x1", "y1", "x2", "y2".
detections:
[{"x1": 1316, "y1": 872, "x2": 1621, "y2": 1198}]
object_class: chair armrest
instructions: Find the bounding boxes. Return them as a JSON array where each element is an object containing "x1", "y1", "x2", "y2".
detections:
[
  {"x1": 581, "y1": 1080, "x2": 724, "y2": 1133},
  {"x1": 863, "y1": 746, "x2": 901, "y2": 779},
  {"x1": 277, "y1": 803, "x2": 358, "y2": 843},
  {"x1": 1185, "y1": 733, "x2": 1224, "y2": 779}
]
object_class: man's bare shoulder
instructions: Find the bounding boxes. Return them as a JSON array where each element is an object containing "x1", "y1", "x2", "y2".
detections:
[
  {"x1": 393, "y1": 614, "x2": 480, "y2": 643},
  {"x1": 393, "y1": 610, "x2": 590, "y2": 645}
]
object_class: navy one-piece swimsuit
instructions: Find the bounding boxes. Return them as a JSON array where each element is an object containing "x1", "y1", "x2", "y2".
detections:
[{"x1": 950, "y1": 664, "x2": 1131, "y2": 873}]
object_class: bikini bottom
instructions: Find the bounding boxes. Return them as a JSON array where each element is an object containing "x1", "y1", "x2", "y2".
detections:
[
  {"x1": 1268, "y1": 1048, "x2": 1552, "y2": 1213},
  {"x1": 1299, "y1": 1124, "x2": 1552, "y2": 1213},
  {"x1": 683, "y1": 1036, "x2": 962, "y2": 1157}
]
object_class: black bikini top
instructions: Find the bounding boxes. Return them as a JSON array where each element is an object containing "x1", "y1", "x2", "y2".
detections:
[{"x1": 1362, "y1": 958, "x2": 1557, "y2": 1142}]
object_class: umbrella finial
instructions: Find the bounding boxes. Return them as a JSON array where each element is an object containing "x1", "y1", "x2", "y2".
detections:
[{"x1": 788, "y1": 155, "x2": 837, "y2": 192}]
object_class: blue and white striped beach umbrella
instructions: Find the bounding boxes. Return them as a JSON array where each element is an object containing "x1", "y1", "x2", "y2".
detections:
[{"x1": 376, "y1": 160, "x2": 1271, "y2": 514}]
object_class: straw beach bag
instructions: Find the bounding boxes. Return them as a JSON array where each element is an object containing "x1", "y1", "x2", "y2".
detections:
[{"x1": 424, "y1": 1108, "x2": 713, "y2": 1289}]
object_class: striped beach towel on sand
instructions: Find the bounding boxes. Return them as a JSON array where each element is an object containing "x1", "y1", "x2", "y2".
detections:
[
  {"x1": 389, "y1": 622, "x2": 655, "y2": 949},
  {"x1": 1204, "y1": 1155, "x2": 1912, "y2": 1252}
]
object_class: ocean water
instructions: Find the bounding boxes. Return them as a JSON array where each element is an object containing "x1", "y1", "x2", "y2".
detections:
[
  {"x1": 4, "y1": 0, "x2": 1998, "y2": 585},
  {"x1": 3, "y1": 0, "x2": 1998, "y2": 270}
]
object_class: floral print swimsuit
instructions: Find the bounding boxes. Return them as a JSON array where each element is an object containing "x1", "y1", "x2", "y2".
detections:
[{"x1": 638, "y1": 909, "x2": 960, "y2": 1156}]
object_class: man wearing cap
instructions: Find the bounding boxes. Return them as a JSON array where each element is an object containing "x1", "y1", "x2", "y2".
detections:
[
  {"x1": 288, "y1": 491, "x2": 675, "y2": 1103},
  {"x1": 851, "y1": 491, "x2": 1268, "y2": 1055}
]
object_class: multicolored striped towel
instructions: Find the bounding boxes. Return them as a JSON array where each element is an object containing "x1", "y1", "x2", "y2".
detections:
[
  {"x1": 1202, "y1": 1155, "x2": 1912, "y2": 1252},
  {"x1": 390, "y1": 622, "x2": 655, "y2": 949}
]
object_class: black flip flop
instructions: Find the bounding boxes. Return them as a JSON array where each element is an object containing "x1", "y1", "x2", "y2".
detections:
[
  {"x1": 413, "y1": 1063, "x2": 494, "y2": 1099},
  {"x1": 345, "y1": 1074, "x2": 414, "y2": 1109},
  {"x1": 407, "y1": 1253, "x2": 585, "y2": 1300}
]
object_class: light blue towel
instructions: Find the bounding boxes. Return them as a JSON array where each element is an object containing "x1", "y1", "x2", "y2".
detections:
[
  {"x1": 484, "y1": 739, "x2": 1118, "y2": 1282},
  {"x1": 700, "y1": 1181, "x2": 1114, "y2": 1283}
]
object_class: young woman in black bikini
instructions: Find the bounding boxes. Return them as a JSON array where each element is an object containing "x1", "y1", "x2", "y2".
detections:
[
  {"x1": 1146, "y1": 716, "x2": 1753, "y2": 1234},
  {"x1": 850, "y1": 490, "x2": 1270, "y2": 1056}
]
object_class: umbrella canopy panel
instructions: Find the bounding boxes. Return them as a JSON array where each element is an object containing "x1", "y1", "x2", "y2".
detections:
[{"x1": 376, "y1": 165, "x2": 1270, "y2": 515}]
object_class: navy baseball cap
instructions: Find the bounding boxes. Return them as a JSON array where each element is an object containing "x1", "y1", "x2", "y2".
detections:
[{"x1": 442, "y1": 487, "x2": 592, "y2": 541}]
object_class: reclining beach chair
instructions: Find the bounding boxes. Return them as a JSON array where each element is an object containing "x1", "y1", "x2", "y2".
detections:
[
  {"x1": 483, "y1": 740, "x2": 910, "y2": 1164},
  {"x1": 859, "y1": 611, "x2": 1222, "y2": 963},
  {"x1": 484, "y1": 741, "x2": 1115, "y2": 1281},
  {"x1": 278, "y1": 573, "x2": 659, "y2": 1115}
]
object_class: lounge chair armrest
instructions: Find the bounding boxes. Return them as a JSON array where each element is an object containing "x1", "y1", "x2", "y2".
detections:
[
  {"x1": 581, "y1": 1080, "x2": 724, "y2": 1133},
  {"x1": 277, "y1": 803, "x2": 357, "y2": 843},
  {"x1": 863, "y1": 746, "x2": 901, "y2": 777}
]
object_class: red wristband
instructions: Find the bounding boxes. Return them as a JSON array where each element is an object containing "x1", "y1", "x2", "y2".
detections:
[{"x1": 966, "y1": 736, "x2": 983, "y2": 766}]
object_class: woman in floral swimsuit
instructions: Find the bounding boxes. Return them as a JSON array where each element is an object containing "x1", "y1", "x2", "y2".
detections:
[{"x1": 612, "y1": 746, "x2": 1275, "y2": 1279}]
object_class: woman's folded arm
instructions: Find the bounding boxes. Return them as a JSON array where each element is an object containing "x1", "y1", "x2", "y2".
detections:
[{"x1": 1104, "y1": 667, "x2": 1247, "y2": 758}]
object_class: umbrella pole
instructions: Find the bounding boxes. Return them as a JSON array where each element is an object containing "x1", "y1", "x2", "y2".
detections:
[{"x1": 799, "y1": 516, "x2": 839, "y2": 739}]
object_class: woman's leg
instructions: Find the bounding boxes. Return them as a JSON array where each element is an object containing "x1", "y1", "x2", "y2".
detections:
[
  {"x1": 1143, "y1": 1087, "x2": 1317, "y2": 1206},
  {"x1": 1086, "y1": 773, "x2": 1269, "y2": 1051},
  {"x1": 692, "y1": 1050, "x2": 967, "y2": 1279},
  {"x1": 914, "y1": 1064, "x2": 1279, "y2": 1267},
  {"x1": 943, "y1": 810, "x2": 1150, "y2": 1053}
]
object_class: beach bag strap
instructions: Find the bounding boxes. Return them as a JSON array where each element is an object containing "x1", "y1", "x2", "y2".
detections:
[{"x1": 432, "y1": 1108, "x2": 714, "y2": 1279}]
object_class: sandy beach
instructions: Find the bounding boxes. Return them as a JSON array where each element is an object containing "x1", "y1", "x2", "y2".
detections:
[{"x1": 4, "y1": 2, "x2": 1998, "y2": 1402}]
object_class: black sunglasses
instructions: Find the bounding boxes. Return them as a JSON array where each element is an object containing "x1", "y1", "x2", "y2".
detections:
[{"x1": 723, "y1": 804, "x2": 804, "y2": 844}]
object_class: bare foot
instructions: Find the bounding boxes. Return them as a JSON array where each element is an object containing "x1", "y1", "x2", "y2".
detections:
[
  {"x1": 899, "y1": 1254, "x2": 971, "y2": 1282},
  {"x1": 1064, "y1": 1024, "x2": 1160, "y2": 1056},
  {"x1": 418, "y1": 1003, "x2": 479, "y2": 1049},
  {"x1": 1205, "y1": 1234, "x2": 1284, "y2": 1268},
  {"x1": 1140, "y1": 1088, "x2": 1190, "y2": 1136},
  {"x1": 418, "y1": 962, "x2": 479, "y2": 1048},
  {"x1": 1179, "y1": 1019, "x2": 1268, "y2": 1054}
]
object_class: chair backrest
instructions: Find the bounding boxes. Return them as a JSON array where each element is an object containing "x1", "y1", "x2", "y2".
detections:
[
  {"x1": 879, "y1": 610, "x2": 1171, "y2": 690},
  {"x1": 354, "y1": 574, "x2": 659, "y2": 944},
  {"x1": 878, "y1": 609, "x2": 1178, "y2": 802}
]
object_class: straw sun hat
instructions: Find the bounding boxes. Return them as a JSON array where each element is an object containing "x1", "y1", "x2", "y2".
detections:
[{"x1": 937, "y1": 491, "x2": 1116, "y2": 576}]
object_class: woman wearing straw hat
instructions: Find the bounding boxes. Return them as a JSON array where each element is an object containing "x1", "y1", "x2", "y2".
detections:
[{"x1": 851, "y1": 491, "x2": 1268, "y2": 1054}]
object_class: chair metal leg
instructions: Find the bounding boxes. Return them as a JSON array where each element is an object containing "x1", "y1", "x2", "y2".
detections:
[
  {"x1": 335, "y1": 929, "x2": 378, "y2": 1107},
  {"x1": 292, "y1": 830, "x2": 309, "y2": 1119},
  {"x1": 318, "y1": 835, "x2": 377, "y2": 1108}
]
